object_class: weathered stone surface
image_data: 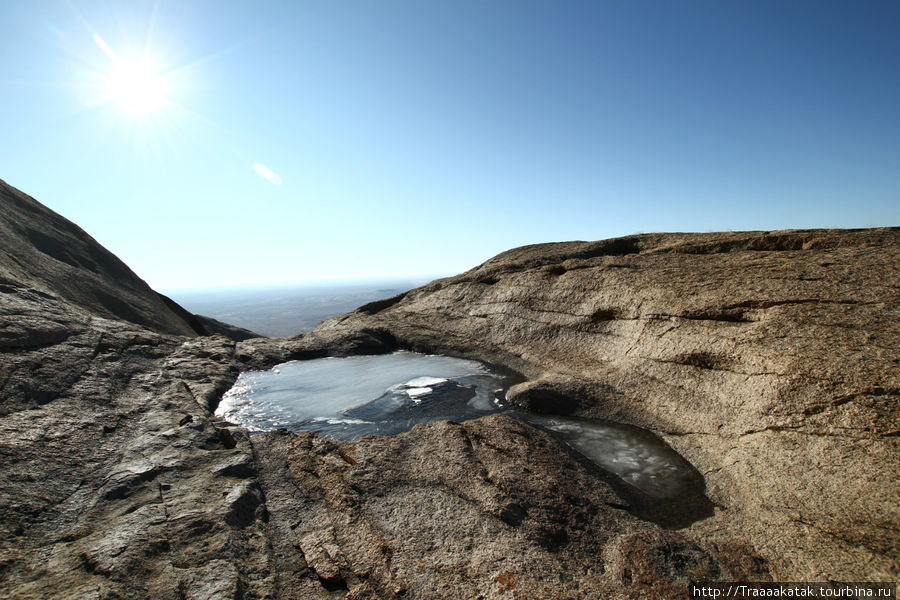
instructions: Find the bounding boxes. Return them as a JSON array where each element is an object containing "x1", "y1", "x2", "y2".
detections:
[
  {"x1": 1, "y1": 177, "x2": 896, "y2": 599},
  {"x1": 0, "y1": 182, "x2": 270, "y2": 598},
  {"x1": 0, "y1": 310, "x2": 277, "y2": 598},
  {"x1": 253, "y1": 416, "x2": 650, "y2": 598},
  {"x1": 178, "y1": 559, "x2": 242, "y2": 600}
]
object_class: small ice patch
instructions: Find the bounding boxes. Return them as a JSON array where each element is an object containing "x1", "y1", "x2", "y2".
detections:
[
  {"x1": 311, "y1": 417, "x2": 368, "y2": 425},
  {"x1": 404, "y1": 376, "x2": 448, "y2": 387},
  {"x1": 406, "y1": 388, "x2": 434, "y2": 398},
  {"x1": 530, "y1": 416, "x2": 699, "y2": 499},
  {"x1": 389, "y1": 376, "x2": 447, "y2": 401},
  {"x1": 405, "y1": 387, "x2": 432, "y2": 400}
]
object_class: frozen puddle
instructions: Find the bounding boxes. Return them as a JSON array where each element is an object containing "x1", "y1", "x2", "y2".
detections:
[
  {"x1": 216, "y1": 351, "x2": 517, "y2": 441},
  {"x1": 528, "y1": 415, "x2": 714, "y2": 527},
  {"x1": 527, "y1": 415, "x2": 703, "y2": 500}
]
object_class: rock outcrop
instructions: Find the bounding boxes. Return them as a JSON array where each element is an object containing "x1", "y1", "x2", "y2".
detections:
[{"x1": 1, "y1": 178, "x2": 896, "y2": 599}]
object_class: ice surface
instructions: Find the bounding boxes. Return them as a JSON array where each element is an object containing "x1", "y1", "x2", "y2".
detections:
[
  {"x1": 217, "y1": 351, "x2": 510, "y2": 440},
  {"x1": 528, "y1": 415, "x2": 701, "y2": 499}
]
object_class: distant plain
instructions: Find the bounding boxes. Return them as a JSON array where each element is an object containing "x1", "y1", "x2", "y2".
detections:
[{"x1": 169, "y1": 277, "x2": 437, "y2": 337}]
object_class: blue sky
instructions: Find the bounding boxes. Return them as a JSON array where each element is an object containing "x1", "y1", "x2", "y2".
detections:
[{"x1": 2, "y1": 1, "x2": 898, "y2": 290}]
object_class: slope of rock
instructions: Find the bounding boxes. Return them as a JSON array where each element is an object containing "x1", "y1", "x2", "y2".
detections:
[
  {"x1": 1, "y1": 178, "x2": 201, "y2": 337},
  {"x1": 251, "y1": 416, "x2": 769, "y2": 599},
  {"x1": 0, "y1": 182, "x2": 276, "y2": 599}
]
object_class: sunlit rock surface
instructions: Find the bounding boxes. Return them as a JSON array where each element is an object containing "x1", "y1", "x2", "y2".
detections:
[{"x1": 1, "y1": 178, "x2": 897, "y2": 599}]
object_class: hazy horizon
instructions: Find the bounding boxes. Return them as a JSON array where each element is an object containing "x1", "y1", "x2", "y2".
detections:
[
  {"x1": 2, "y1": 1, "x2": 898, "y2": 290},
  {"x1": 168, "y1": 275, "x2": 433, "y2": 336},
  {"x1": 157, "y1": 272, "x2": 449, "y2": 295}
]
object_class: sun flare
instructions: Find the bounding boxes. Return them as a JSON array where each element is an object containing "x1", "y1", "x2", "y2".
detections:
[{"x1": 105, "y1": 57, "x2": 168, "y2": 115}]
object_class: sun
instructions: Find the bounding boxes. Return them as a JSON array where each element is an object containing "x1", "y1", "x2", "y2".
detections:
[
  {"x1": 105, "y1": 57, "x2": 169, "y2": 115},
  {"x1": 93, "y1": 35, "x2": 169, "y2": 116}
]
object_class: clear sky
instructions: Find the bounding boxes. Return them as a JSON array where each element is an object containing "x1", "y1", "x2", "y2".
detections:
[{"x1": 2, "y1": 1, "x2": 898, "y2": 291}]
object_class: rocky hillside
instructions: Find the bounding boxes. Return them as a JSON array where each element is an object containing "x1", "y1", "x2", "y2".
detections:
[
  {"x1": 0, "y1": 179, "x2": 203, "y2": 338},
  {"x1": 1, "y1": 179, "x2": 896, "y2": 599}
]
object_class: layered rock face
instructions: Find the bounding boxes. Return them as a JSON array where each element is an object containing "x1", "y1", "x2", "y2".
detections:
[{"x1": 1, "y1": 179, "x2": 896, "y2": 599}]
